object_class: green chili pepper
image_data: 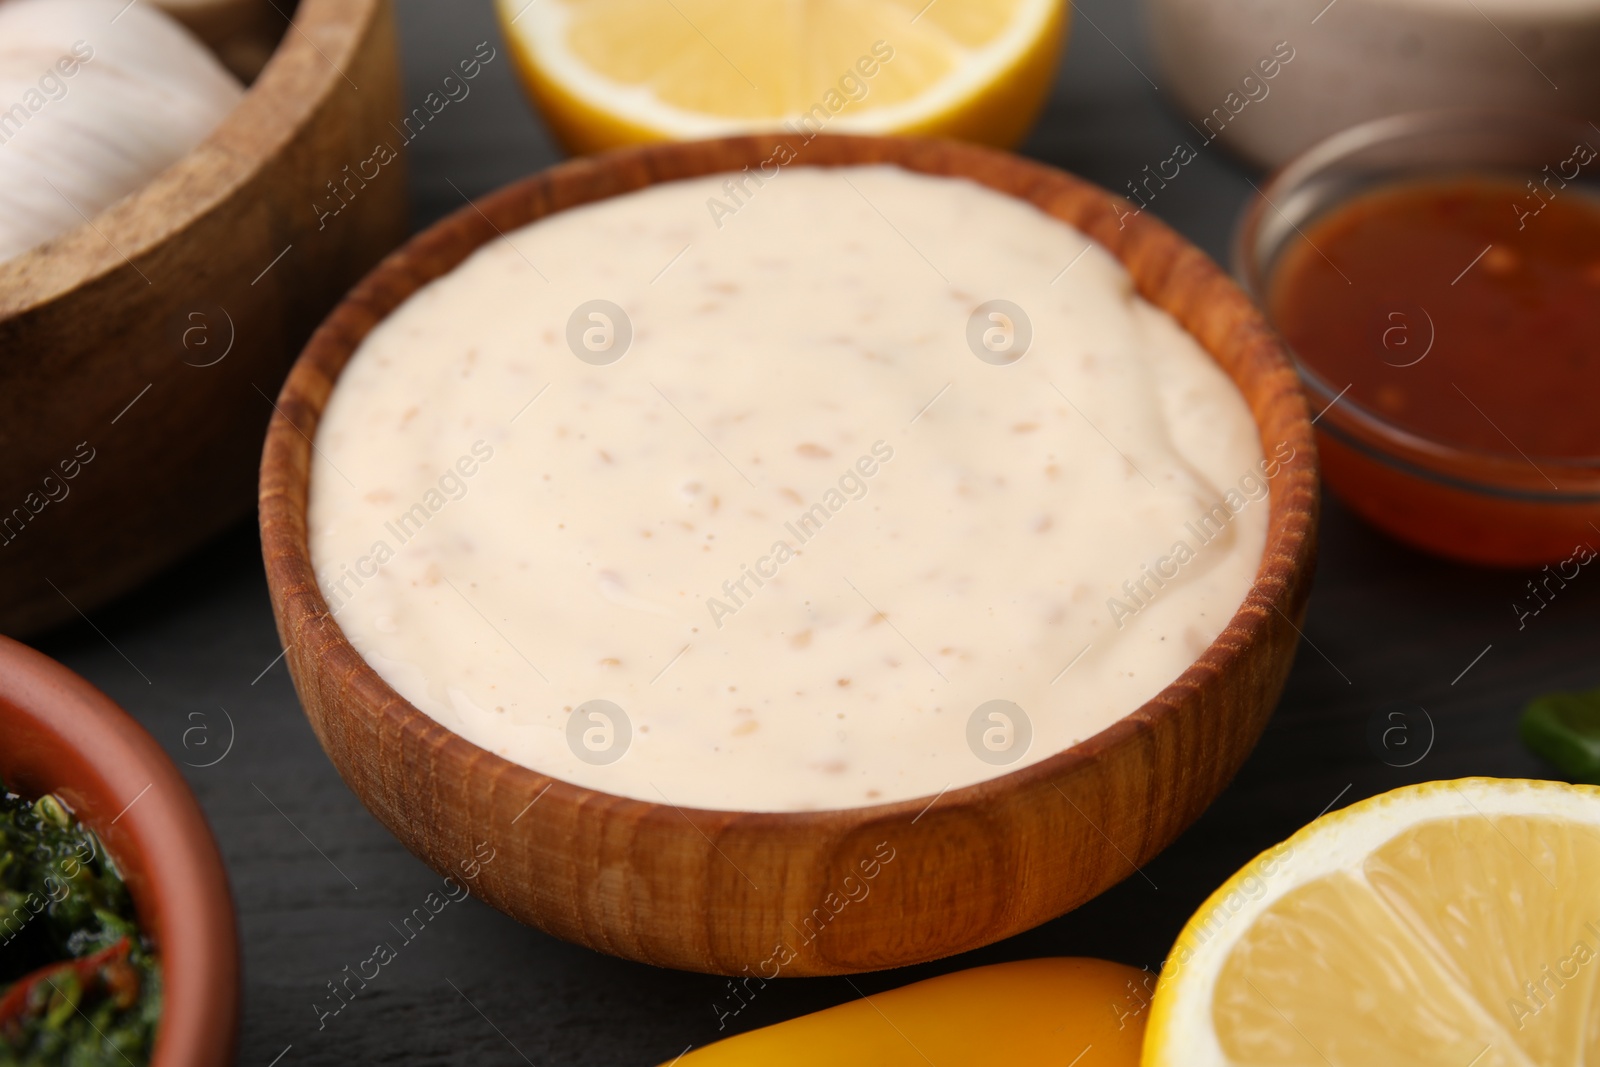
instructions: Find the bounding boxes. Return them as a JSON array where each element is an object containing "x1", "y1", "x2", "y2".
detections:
[{"x1": 1520, "y1": 688, "x2": 1600, "y2": 785}]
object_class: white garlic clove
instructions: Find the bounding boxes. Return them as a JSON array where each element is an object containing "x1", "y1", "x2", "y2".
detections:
[
  {"x1": 153, "y1": 0, "x2": 285, "y2": 82},
  {"x1": 0, "y1": 0, "x2": 245, "y2": 265}
]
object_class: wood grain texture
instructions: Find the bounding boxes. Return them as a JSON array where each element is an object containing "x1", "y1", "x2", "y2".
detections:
[
  {"x1": 259, "y1": 134, "x2": 1320, "y2": 977},
  {"x1": 0, "y1": 0, "x2": 408, "y2": 637},
  {"x1": 0, "y1": 635, "x2": 239, "y2": 1067}
]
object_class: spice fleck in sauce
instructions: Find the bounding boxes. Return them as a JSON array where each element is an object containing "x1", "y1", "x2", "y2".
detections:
[
  {"x1": 1270, "y1": 176, "x2": 1600, "y2": 460},
  {"x1": 310, "y1": 166, "x2": 1269, "y2": 812}
]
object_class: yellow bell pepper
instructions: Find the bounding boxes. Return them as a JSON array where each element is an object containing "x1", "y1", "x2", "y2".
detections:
[{"x1": 667, "y1": 957, "x2": 1150, "y2": 1066}]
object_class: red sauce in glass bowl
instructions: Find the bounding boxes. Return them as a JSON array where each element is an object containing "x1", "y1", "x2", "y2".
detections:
[{"x1": 1267, "y1": 175, "x2": 1600, "y2": 565}]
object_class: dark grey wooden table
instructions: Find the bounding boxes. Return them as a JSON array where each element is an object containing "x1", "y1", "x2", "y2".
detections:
[{"x1": 34, "y1": 2, "x2": 1599, "y2": 1064}]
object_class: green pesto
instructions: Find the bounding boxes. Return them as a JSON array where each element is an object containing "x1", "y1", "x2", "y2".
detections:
[{"x1": 0, "y1": 782, "x2": 161, "y2": 1066}]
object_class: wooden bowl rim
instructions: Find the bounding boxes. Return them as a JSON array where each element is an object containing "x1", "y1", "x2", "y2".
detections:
[
  {"x1": 0, "y1": 0, "x2": 384, "y2": 317},
  {"x1": 260, "y1": 133, "x2": 1317, "y2": 830},
  {"x1": 0, "y1": 635, "x2": 239, "y2": 1067}
]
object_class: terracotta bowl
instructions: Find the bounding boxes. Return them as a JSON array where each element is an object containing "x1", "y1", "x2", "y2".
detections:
[
  {"x1": 259, "y1": 134, "x2": 1320, "y2": 977},
  {"x1": 0, "y1": 0, "x2": 408, "y2": 637},
  {"x1": 0, "y1": 635, "x2": 238, "y2": 1066}
]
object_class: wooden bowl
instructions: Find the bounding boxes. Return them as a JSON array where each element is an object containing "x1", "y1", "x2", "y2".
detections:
[
  {"x1": 260, "y1": 135, "x2": 1319, "y2": 977},
  {"x1": 0, "y1": 0, "x2": 408, "y2": 637},
  {"x1": 0, "y1": 636, "x2": 238, "y2": 1066}
]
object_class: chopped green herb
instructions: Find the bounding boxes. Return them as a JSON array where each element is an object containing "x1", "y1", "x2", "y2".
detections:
[{"x1": 0, "y1": 780, "x2": 160, "y2": 1065}]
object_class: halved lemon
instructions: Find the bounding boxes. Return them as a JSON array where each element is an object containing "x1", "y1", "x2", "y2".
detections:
[
  {"x1": 494, "y1": 0, "x2": 1067, "y2": 155},
  {"x1": 1144, "y1": 778, "x2": 1600, "y2": 1067}
]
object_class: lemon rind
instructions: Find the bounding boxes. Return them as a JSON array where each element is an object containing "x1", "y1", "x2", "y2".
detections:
[{"x1": 497, "y1": 0, "x2": 1063, "y2": 140}]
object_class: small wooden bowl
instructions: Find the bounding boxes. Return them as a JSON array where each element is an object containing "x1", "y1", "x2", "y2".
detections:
[
  {"x1": 0, "y1": 636, "x2": 238, "y2": 1066},
  {"x1": 0, "y1": 0, "x2": 408, "y2": 636},
  {"x1": 260, "y1": 135, "x2": 1319, "y2": 977}
]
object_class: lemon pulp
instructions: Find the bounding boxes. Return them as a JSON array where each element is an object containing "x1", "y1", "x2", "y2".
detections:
[{"x1": 1215, "y1": 813, "x2": 1600, "y2": 1067}]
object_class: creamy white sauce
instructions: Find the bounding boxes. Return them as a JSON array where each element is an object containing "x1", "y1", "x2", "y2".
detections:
[{"x1": 308, "y1": 165, "x2": 1271, "y2": 813}]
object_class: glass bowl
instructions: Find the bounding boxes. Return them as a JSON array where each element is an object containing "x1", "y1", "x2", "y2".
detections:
[{"x1": 1234, "y1": 108, "x2": 1600, "y2": 567}]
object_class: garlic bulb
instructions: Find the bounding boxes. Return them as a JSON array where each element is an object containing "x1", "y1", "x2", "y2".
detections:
[
  {"x1": 0, "y1": 0, "x2": 244, "y2": 264},
  {"x1": 153, "y1": 0, "x2": 282, "y2": 82},
  {"x1": 154, "y1": 0, "x2": 266, "y2": 23}
]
